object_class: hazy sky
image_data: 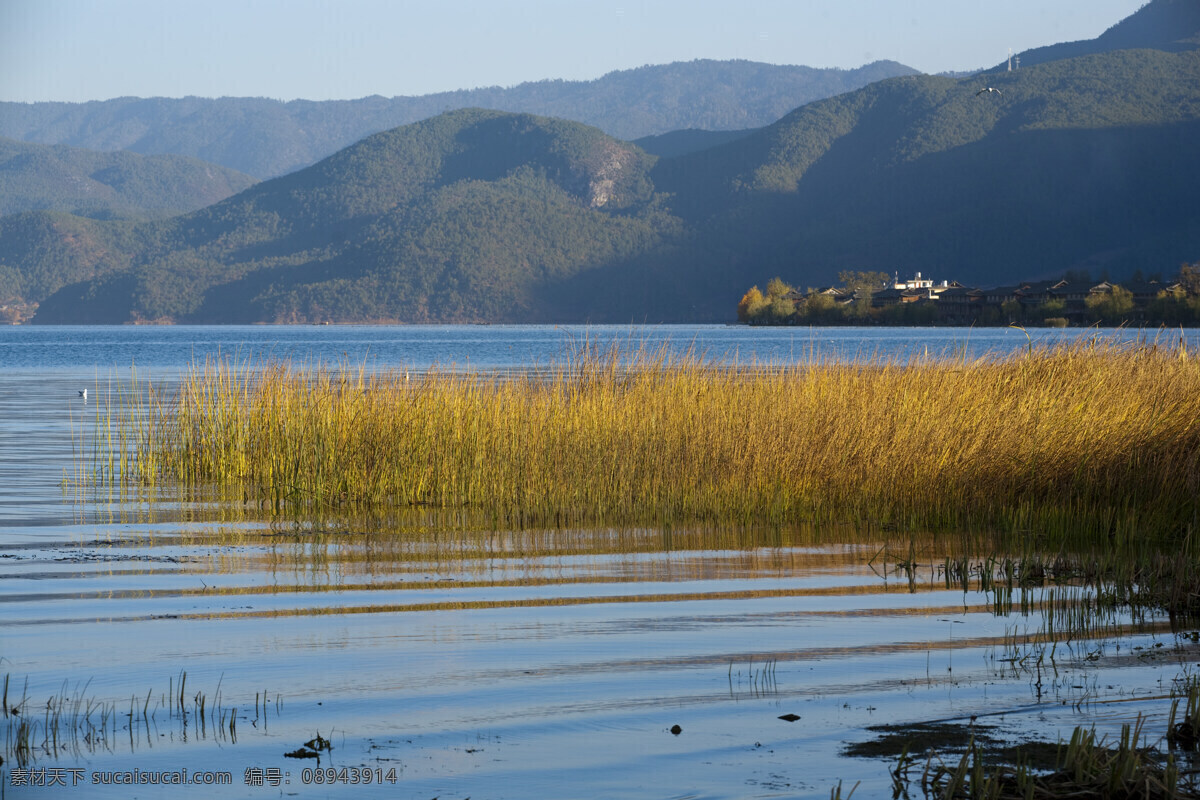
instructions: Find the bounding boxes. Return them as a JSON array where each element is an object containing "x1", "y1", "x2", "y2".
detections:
[{"x1": 1, "y1": 0, "x2": 1147, "y2": 103}]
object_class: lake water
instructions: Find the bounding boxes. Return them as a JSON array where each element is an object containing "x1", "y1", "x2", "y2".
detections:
[{"x1": 3, "y1": 325, "x2": 1198, "y2": 799}]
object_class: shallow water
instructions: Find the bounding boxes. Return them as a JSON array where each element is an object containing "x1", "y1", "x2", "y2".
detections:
[{"x1": 3, "y1": 325, "x2": 1198, "y2": 799}]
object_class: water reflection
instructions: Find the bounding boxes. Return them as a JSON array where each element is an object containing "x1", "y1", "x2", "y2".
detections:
[
  {"x1": 6, "y1": 487, "x2": 1197, "y2": 796},
  {"x1": 14, "y1": 491, "x2": 1182, "y2": 662},
  {"x1": 5, "y1": 336, "x2": 1200, "y2": 797}
]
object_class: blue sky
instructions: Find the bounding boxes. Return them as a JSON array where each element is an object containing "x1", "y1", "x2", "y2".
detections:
[{"x1": 1, "y1": 0, "x2": 1147, "y2": 103}]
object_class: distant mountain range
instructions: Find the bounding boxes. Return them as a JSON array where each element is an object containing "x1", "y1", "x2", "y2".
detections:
[
  {"x1": 0, "y1": 60, "x2": 917, "y2": 179},
  {"x1": 0, "y1": 137, "x2": 256, "y2": 220},
  {"x1": 2, "y1": 0, "x2": 1198, "y2": 324}
]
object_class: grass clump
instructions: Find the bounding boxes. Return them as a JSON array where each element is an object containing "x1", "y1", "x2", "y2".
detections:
[
  {"x1": 1168, "y1": 677, "x2": 1200, "y2": 750},
  {"x1": 99, "y1": 337, "x2": 1200, "y2": 535},
  {"x1": 896, "y1": 720, "x2": 1194, "y2": 799}
]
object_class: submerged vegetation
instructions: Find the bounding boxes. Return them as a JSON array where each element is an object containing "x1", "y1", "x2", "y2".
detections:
[
  {"x1": 86, "y1": 336, "x2": 1200, "y2": 542},
  {"x1": 890, "y1": 719, "x2": 1195, "y2": 799},
  {"x1": 850, "y1": 675, "x2": 1200, "y2": 798},
  {"x1": 2, "y1": 672, "x2": 280, "y2": 767}
]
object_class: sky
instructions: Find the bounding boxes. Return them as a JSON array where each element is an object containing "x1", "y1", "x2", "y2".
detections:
[{"x1": 0, "y1": 0, "x2": 1149, "y2": 104}]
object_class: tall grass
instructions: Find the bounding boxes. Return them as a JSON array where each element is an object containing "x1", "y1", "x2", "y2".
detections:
[{"x1": 100, "y1": 337, "x2": 1200, "y2": 536}]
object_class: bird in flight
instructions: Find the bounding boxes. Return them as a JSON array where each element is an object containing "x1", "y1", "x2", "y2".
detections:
[{"x1": 976, "y1": 87, "x2": 1002, "y2": 96}]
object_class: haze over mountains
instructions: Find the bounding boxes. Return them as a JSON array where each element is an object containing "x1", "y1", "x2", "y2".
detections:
[
  {"x1": 0, "y1": 60, "x2": 917, "y2": 180},
  {"x1": 2, "y1": 0, "x2": 1197, "y2": 325},
  {"x1": 0, "y1": 137, "x2": 256, "y2": 220}
]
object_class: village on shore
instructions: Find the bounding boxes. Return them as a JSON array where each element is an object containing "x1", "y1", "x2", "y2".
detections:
[{"x1": 738, "y1": 265, "x2": 1200, "y2": 327}]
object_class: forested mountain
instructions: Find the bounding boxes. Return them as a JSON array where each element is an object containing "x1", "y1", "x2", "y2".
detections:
[
  {"x1": 0, "y1": 137, "x2": 256, "y2": 220},
  {"x1": 6, "y1": 0, "x2": 1199, "y2": 324},
  {"x1": 23, "y1": 110, "x2": 677, "y2": 323},
  {"x1": 1005, "y1": 0, "x2": 1200, "y2": 69},
  {"x1": 0, "y1": 60, "x2": 917, "y2": 178},
  {"x1": 636, "y1": 47, "x2": 1200, "y2": 318}
]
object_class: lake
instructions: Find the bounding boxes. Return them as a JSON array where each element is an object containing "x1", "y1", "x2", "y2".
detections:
[{"x1": 3, "y1": 325, "x2": 1198, "y2": 798}]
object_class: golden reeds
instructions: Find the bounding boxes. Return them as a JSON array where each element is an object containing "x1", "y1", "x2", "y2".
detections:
[{"x1": 100, "y1": 337, "x2": 1200, "y2": 536}]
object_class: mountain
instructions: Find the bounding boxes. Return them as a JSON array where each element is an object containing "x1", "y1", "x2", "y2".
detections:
[
  {"x1": 0, "y1": 137, "x2": 256, "y2": 220},
  {"x1": 0, "y1": 60, "x2": 918, "y2": 179},
  {"x1": 626, "y1": 47, "x2": 1200, "y2": 318},
  {"x1": 1001, "y1": 0, "x2": 1200, "y2": 69},
  {"x1": 9, "y1": 1, "x2": 1200, "y2": 324},
  {"x1": 0, "y1": 212, "x2": 131, "y2": 311},
  {"x1": 25, "y1": 110, "x2": 677, "y2": 323}
]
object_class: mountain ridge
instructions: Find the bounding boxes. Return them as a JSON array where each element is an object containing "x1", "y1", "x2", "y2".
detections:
[
  {"x1": 27, "y1": 109, "x2": 677, "y2": 323},
  {"x1": 6, "y1": 0, "x2": 1199, "y2": 324},
  {"x1": 0, "y1": 60, "x2": 918, "y2": 179},
  {"x1": 0, "y1": 137, "x2": 256, "y2": 220},
  {"x1": 997, "y1": 0, "x2": 1200, "y2": 70}
]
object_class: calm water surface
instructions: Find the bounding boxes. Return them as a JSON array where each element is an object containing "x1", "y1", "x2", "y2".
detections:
[{"x1": 2, "y1": 325, "x2": 1197, "y2": 799}]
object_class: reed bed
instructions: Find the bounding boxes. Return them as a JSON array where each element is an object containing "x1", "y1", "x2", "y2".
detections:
[{"x1": 97, "y1": 337, "x2": 1200, "y2": 537}]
